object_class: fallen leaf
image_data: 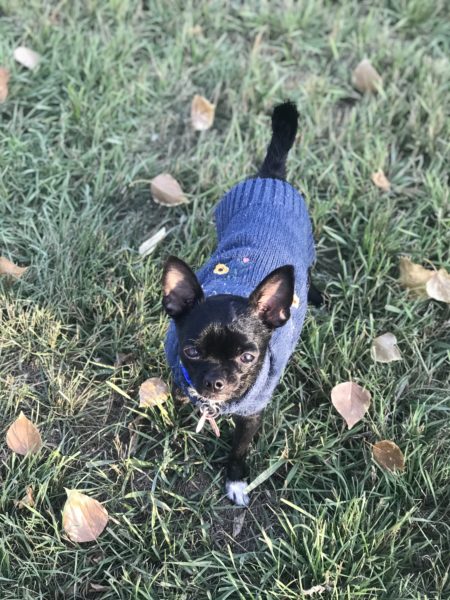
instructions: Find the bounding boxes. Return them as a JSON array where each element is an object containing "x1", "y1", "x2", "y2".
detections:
[
  {"x1": 63, "y1": 489, "x2": 108, "y2": 543},
  {"x1": 352, "y1": 58, "x2": 382, "y2": 93},
  {"x1": 138, "y1": 226, "x2": 167, "y2": 257},
  {"x1": 139, "y1": 378, "x2": 169, "y2": 408},
  {"x1": 150, "y1": 173, "x2": 187, "y2": 206},
  {"x1": 188, "y1": 25, "x2": 203, "y2": 36},
  {"x1": 6, "y1": 412, "x2": 42, "y2": 455},
  {"x1": 14, "y1": 46, "x2": 41, "y2": 70},
  {"x1": 304, "y1": 585, "x2": 327, "y2": 597},
  {"x1": 0, "y1": 67, "x2": 10, "y2": 103},
  {"x1": 14, "y1": 486, "x2": 35, "y2": 509},
  {"x1": 90, "y1": 583, "x2": 110, "y2": 592},
  {"x1": 399, "y1": 257, "x2": 434, "y2": 298},
  {"x1": 373, "y1": 440, "x2": 405, "y2": 472},
  {"x1": 191, "y1": 94, "x2": 215, "y2": 131},
  {"x1": 426, "y1": 269, "x2": 450, "y2": 304},
  {"x1": 331, "y1": 382, "x2": 371, "y2": 429},
  {"x1": 371, "y1": 332, "x2": 402, "y2": 363},
  {"x1": 371, "y1": 170, "x2": 390, "y2": 192},
  {"x1": 232, "y1": 511, "x2": 246, "y2": 537},
  {"x1": 0, "y1": 256, "x2": 28, "y2": 278}
]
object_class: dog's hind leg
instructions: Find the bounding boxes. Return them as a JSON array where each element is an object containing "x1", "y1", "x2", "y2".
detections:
[
  {"x1": 226, "y1": 412, "x2": 263, "y2": 506},
  {"x1": 258, "y1": 101, "x2": 299, "y2": 180}
]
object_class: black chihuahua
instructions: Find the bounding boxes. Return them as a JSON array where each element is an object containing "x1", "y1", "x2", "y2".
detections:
[{"x1": 162, "y1": 101, "x2": 319, "y2": 506}]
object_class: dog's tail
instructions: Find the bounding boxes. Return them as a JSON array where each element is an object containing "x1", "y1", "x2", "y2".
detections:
[{"x1": 258, "y1": 101, "x2": 299, "y2": 180}]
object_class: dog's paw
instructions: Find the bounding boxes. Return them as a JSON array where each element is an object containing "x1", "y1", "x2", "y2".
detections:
[{"x1": 226, "y1": 480, "x2": 250, "y2": 507}]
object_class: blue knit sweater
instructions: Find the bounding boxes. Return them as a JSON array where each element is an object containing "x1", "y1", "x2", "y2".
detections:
[{"x1": 165, "y1": 177, "x2": 315, "y2": 417}]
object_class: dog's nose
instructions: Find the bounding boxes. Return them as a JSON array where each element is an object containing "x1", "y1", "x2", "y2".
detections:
[{"x1": 204, "y1": 376, "x2": 224, "y2": 392}]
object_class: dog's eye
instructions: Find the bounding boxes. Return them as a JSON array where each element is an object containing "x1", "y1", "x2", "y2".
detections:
[
  {"x1": 184, "y1": 346, "x2": 200, "y2": 359},
  {"x1": 240, "y1": 352, "x2": 255, "y2": 364}
]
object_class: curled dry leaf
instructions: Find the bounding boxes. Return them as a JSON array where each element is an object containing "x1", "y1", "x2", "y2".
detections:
[
  {"x1": 0, "y1": 256, "x2": 28, "y2": 278},
  {"x1": 0, "y1": 67, "x2": 10, "y2": 103},
  {"x1": 371, "y1": 332, "x2": 402, "y2": 363},
  {"x1": 14, "y1": 486, "x2": 35, "y2": 509},
  {"x1": 6, "y1": 412, "x2": 42, "y2": 455},
  {"x1": 331, "y1": 382, "x2": 371, "y2": 429},
  {"x1": 426, "y1": 269, "x2": 450, "y2": 304},
  {"x1": 352, "y1": 58, "x2": 382, "y2": 93},
  {"x1": 150, "y1": 173, "x2": 187, "y2": 206},
  {"x1": 14, "y1": 46, "x2": 41, "y2": 70},
  {"x1": 398, "y1": 257, "x2": 434, "y2": 298},
  {"x1": 139, "y1": 377, "x2": 169, "y2": 408},
  {"x1": 371, "y1": 170, "x2": 391, "y2": 192},
  {"x1": 191, "y1": 94, "x2": 215, "y2": 131},
  {"x1": 63, "y1": 489, "x2": 108, "y2": 543},
  {"x1": 373, "y1": 440, "x2": 405, "y2": 472},
  {"x1": 138, "y1": 227, "x2": 167, "y2": 257}
]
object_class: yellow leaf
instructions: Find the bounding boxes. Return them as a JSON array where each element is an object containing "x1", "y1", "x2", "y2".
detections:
[
  {"x1": 150, "y1": 173, "x2": 187, "y2": 206},
  {"x1": 371, "y1": 169, "x2": 391, "y2": 192},
  {"x1": 352, "y1": 59, "x2": 382, "y2": 93},
  {"x1": 398, "y1": 257, "x2": 434, "y2": 298},
  {"x1": 14, "y1": 46, "x2": 41, "y2": 70},
  {"x1": 371, "y1": 332, "x2": 402, "y2": 363},
  {"x1": 331, "y1": 382, "x2": 371, "y2": 429},
  {"x1": 191, "y1": 94, "x2": 215, "y2": 131},
  {"x1": 6, "y1": 412, "x2": 42, "y2": 455},
  {"x1": 0, "y1": 256, "x2": 28, "y2": 278},
  {"x1": 373, "y1": 440, "x2": 405, "y2": 472},
  {"x1": 426, "y1": 269, "x2": 450, "y2": 304},
  {"x1": 0, "y1": 67, "x2": 10, "y2": 103},
  {"x1": 63, "y1": 489, "x2": 108, "y2": 543},
  {"x1": 139, "y1": 377, "x2": 169, "y2": 408}
]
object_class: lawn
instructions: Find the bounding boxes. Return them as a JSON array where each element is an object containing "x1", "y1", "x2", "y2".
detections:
[{"x1": 0, "y1": 1, "x2": 449, "y2": 598}]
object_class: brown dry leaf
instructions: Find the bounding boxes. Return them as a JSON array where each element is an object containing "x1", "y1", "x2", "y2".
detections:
[
  {"x1": 6, "y1": 412, "x2": 42, "y2": 455},
  {"x1": 426, "y1": 269, "x2": 450, "y2": 304},
  {"x1": 14, "y1": 46, "x2": 41, "y2": 70},
  {"x1": 63, "y1": 489, "x2": 109, "y2": 543},
  {"x1": 371, "y1": 332, "x2": 402, "y2": 363},
  {"x1": 331, "y1": 382, "x2": 371, "y2": 429},
  {"x1": 0, "y1": 256, "x2": 28, "y2": 278},
  {"x1": 399, "y1": 257, "x2": 434, "y2": 298},
  {"x1": 371, "y1": 170, "x2": 391, "y2": 192},
  {"x1": 150, "y1": 173, "x2": 187, "y2": 206},
  {"x1": 373, "y1": 440, "x2": 405, "y2": 472},
  {"x1": 138, "y1": 226, "x2": 167, "y2": 257},
  {"x1": 0, "y1": 67, "x2": 10, "y2": 103},
  {"x1": 352, "y1": 58, "x2": 382, "y2": 93},
  {"x1": 139, "y1": 378, "x2": 169, "y2": 408},
  {"x1": 14, "y1": 486, "x2": 35, "y2": 509},
  {"x1": 191, "y1": 94, "x2": 215, "y2": 131}
]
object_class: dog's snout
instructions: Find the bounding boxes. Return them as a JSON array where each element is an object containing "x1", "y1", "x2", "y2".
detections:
[{"x1": 204, "y1": 376, "x2": 224, "y2": 392}]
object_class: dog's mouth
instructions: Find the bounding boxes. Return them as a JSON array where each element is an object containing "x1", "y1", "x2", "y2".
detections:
[{"x1": 187, "y1": 385, "x2": 234, "y2": 404}]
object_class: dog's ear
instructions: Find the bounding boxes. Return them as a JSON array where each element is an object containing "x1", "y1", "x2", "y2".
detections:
[
  {"x1": 162, "y1": 256, "x2": 204, "y2": 318},
  {"x1": 249, "y1": 265, "x2": 294, "y2": 328}
]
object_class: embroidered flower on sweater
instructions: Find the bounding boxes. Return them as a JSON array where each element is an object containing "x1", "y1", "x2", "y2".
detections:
[
  {"x1": 214, "y1": 263, "x2": 229, "y2": 275},
  {"x1": 292, "y1": 293, "x2": 300, "y2": 308}
]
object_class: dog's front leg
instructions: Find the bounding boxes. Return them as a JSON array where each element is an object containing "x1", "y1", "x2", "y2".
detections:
[{"x1": 226, "y1": 412, "x2": 263, "y2": 506}]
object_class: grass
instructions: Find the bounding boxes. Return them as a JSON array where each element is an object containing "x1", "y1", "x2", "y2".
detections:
[{"x1": 0, "y1": 0, "x2": 449, "y2": 598}]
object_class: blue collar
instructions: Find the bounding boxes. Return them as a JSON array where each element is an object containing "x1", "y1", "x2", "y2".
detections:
[{"x1": 179, "y1": 361, "x2": 193, "y2": 387}]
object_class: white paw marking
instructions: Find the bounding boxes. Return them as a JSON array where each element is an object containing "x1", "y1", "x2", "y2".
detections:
[{"x1": 226, "y1": 480, "x2": 250, "y2": 507}]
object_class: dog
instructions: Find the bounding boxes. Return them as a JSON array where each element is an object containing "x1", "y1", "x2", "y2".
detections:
[{"x1": 162, "y1": 101, "x2": 320, "y2": 506}]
